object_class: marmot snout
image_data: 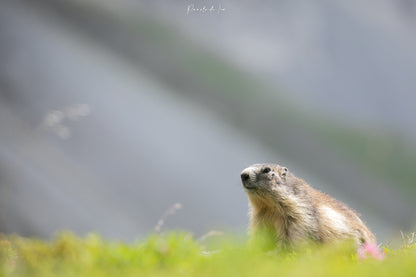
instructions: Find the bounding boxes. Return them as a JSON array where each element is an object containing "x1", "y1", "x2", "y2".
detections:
[{"x1": 241, "y1": 163, "x2": 376, "y2": 247}]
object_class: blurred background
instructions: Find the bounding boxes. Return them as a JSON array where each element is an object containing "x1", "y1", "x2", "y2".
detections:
[{"x1": 0, "y1": 0, "x2": 415, "y2": 242}]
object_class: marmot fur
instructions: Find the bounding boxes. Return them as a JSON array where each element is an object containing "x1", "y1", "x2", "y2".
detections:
[{"x1": 240, "y1": 163, "x2": 376, "y2": 247}]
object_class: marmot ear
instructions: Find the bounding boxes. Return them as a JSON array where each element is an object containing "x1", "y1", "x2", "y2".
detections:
[{"x1": 280, "y1": 167, "x2": 288, "y2": 177}]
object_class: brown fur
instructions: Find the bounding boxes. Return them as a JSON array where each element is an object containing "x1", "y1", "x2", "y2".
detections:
[{"x1": 240, "y1": 164, "x2": 376, "y2": 247}]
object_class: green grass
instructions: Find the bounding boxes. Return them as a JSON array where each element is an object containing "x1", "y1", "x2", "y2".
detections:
[{"x1": 1, "y1": 231, "x2": 416, "y2": 277}]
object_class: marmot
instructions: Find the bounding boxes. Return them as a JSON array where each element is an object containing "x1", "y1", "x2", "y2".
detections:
[{"x1": 240, "y1": 163, "x2": 376, "y2": 247}]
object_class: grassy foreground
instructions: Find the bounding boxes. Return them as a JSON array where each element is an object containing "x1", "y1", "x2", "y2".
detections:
[{"x1": 1, "y1": 231, "x2": 416, "y2": 277}]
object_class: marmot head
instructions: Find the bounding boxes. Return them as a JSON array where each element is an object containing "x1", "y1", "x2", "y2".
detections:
[{"x1": 240, "y1": 164, "x2": 293, "y2": 204}]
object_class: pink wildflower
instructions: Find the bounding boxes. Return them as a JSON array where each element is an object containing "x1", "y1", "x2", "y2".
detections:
[{"x1": 357, "y1": 243, "x2": 385, "y2": 260}]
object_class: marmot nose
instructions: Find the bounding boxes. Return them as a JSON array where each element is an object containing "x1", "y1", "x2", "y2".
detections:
[{"x1": 241, "y1": 173, "x2": 250, "y2": 182}]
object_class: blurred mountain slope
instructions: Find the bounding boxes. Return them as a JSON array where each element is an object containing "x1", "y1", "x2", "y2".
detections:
[
  {"x1": 0, "y1": 0, "x2": 279, "y2": 239},
  {"x1": 1, "y1": 0, "x2": 415, "y2": 240},
  {"x1": 31, "y1": 0, "x2": 416, "y2": 204},
  {"x1": 137, "y1": 0, "x2": 416, "y2": 137}
]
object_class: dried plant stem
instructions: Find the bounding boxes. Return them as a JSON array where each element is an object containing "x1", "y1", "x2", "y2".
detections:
[{"x1": 154, "y1": 203, "x2": 182, "y2": 233}]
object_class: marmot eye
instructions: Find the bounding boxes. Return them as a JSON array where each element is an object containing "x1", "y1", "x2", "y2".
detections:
[{"x1": 263, "y1": 167, "x2": 271, "y2": 174}]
